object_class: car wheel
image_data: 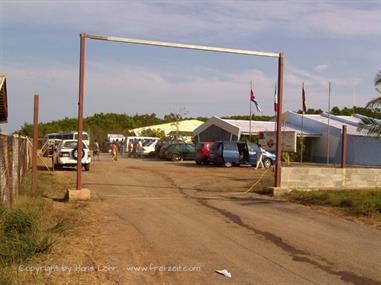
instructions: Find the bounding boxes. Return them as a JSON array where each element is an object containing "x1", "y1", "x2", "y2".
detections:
[
  {"x1": 72, "y1": 148, "x2": 85, "y2": 160},
  {"x1": 263, "y1": 158, "x2": 272, "y2": 169},
  {"x1": 84, "y1": 164, "x2": 90, "y2": 171},
  {"x1": 224, "y1": 162, "x2": 232, "y2": 168},
  {"x1": 171, "y1": 154, "x2": 182, "y2": 161},
  {"x1": 195, "y1": 160, "x2": 201, "y2": 165}
]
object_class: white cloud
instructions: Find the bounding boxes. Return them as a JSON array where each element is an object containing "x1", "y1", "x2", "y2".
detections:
[
  {"x1": 1, "y1": 1, "x2": 380, "y2": 41},
  {"x1": 1, "y1": 0, "x2": 379, "y2": 132},
  {"x1": 315, "y1": 64, "x2": 329, "y2": 73}
]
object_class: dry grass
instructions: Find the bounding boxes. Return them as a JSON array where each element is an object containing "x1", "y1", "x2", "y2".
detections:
[
  {"x1": 0, "y1": 169, "x2": 112, "y2": 285},
  {"x1": 286, "y1": 190, "x2": 381, "y2": 229}
]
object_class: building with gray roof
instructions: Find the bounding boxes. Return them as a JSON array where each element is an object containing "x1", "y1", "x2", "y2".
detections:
[{"x1": 193, "y1": 111, "x2": 381, "y2": 166}]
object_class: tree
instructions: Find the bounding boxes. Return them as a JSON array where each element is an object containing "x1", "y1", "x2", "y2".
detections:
[
  {"x1": 365, "y1": 71, "x2": 381, "y2": 108},
  {"x1": 358, "y1": 71, "x2": 381, "y2": 136},
  {"x1": 140, "y1": 128, "x2": 166, "y2": 138},
  {"x1": 297, "y1": 108, "x2": 323, "y2": 114}
]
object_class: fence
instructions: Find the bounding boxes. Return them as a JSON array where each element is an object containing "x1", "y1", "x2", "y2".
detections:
[{"x1": 0, "y1": 133, "x2": 32, "y2": 208}]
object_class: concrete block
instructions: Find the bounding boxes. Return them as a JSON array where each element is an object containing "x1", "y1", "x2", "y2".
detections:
[
  {"x1": 273, "y1": 187, "x2": 292, "y2": 197},
  {"x1": 66, "y1": 188, "x2": 91, "y2": 201}
]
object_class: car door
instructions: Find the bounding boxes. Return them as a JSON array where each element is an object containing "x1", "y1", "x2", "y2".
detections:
[
  {"x1": 222, "y1": 142, "x2": 239, "y2": 163},
  {"x1": 247, "y1": 142, "x2": 260, "y2": 164},
  {"x1": 184, "y1": 144, "x2": 195, "y2": 160}
]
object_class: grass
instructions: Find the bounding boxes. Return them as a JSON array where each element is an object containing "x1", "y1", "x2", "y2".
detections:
[
  {"x1": 287, "y1": 190, "x2": 381, "y2": 217},
  {"x1": 0, "y1": 170, "x2": 73, "y2": 284}
]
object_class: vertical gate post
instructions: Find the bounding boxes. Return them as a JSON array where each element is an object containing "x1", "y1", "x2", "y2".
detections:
[
  {"x1": 274, "y1": 53, "x2": 284, "y2": 187},
  {"x1": 31, "y1": 94, "x2": 39, "y2": 195},
  {"x1": 76, "y1": 33, "x2": 86, "y2": 190}
]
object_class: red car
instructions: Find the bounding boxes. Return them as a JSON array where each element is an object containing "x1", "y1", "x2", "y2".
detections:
[{"x1": 195, "y1": 141, "x2": 214, "y2": 165}]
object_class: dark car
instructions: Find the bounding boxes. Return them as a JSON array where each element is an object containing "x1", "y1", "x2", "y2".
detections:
[
  {"x1": 208, "y1": 141, "x2": 275, "y2": 168},
  {"x1": 165, "y1": 143, "x2": 196, "y2": 161},
  {"x1": 195, "y1": 141, "x2": 214, "y2": 165},
  {"x1": 101, "y1": 141, "x2": 112, "y2": 153},
  {"x1": 157, "y1": 139, "x2": 185, "y2": 159}
]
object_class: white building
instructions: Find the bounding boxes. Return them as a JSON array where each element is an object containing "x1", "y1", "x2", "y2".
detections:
[{"x1": 193, "y1": 112, "x2": 381, "y2": 166}]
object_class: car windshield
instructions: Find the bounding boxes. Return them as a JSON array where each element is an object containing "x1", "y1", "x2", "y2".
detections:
[
  {"x1": 62, "y1": 141, "x2": 87, "y2": 149},
  {"x1": 248, "y1": 143, "x2": 259, "y2": 153},
  {"x1": 223, "y1": 143, "x2": 237, "y2": 151},
  {"x1": 186, "y1": 144, "x2": 195, "y2": 151},
  {"x1": 74, "y1": 134, "x2": 89, "y2": 140}
]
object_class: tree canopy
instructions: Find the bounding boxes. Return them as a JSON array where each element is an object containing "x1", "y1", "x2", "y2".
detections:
[{"x1": 358, "y1": 71, "x2": 381, "y2": 136}]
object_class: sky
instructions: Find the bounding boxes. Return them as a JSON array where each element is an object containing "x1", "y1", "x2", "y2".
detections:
[{"x1": 1, "y1": 0, "x2": 380, "y2": 132}]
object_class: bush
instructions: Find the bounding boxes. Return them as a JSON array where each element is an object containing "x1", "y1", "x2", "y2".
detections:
[
  {"x1": 0, "y1": 200, "x2": 58, "y2": 266},
  {"x1": 287, "y1": 190, "x2": 381, "y2": 217}
]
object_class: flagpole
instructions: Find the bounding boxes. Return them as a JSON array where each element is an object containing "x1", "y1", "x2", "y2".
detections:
[
  {"x1": 274, "y1": 82, "x2": 277, "y2": 132},
  {"x1": 326, "y1": 81, "x2": 331, "y2": 164},
  {"x1": 300, "y1": 82, "x2": 305, "y2": 164},
  {"x1": 249, "y1": 80, "x2": 252, "y2": 141}
]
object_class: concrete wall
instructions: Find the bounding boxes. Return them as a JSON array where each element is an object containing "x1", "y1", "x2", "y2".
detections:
[{"x1": 281, "y1": 167, "x2": 381, "y2": 189}]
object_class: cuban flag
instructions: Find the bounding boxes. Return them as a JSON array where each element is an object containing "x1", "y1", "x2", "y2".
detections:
[
  {"x1": 274, "y1": 83, "x2": 278, "y2": 113},
  {"x1": 250, "y1": 88, "x2": 262, "y2": 112}
]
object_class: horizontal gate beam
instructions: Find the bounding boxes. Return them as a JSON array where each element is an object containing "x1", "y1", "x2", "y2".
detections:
[{"x1": 86, "y1": 34, "x2": 280, "y2": 58}]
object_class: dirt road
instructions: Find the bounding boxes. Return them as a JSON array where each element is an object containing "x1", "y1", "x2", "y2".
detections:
[{"x1": 79, "y1": 156, "x2": 381, "y2": 285}]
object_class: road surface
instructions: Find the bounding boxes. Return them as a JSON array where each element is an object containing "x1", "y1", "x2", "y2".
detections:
[{"x1": 79, "y1": 156, "x2": 381, "y2": 285}]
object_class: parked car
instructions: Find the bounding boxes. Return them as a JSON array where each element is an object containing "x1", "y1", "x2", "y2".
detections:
[
  {"x1": 101, "y1": 141, "x2": 112, "y2": 153},
  {"x1": 156, "y1": 139, "x2": 185, "y2": 159},
  {"x1": 195, "y1": 141, "x2": 214, "y2": 165},
  {"x1": 141, "y1": 139, "x2": 159, "y2": 157},
  {"x1": 53, "y1": 140, "x2": 91, "y2": 171},
  {"x1": 165, "y1": 143, "x2": 196, "y2": 161},
  {"x1": 208, "y1": 141, "x2": 275, "y2": 168}
]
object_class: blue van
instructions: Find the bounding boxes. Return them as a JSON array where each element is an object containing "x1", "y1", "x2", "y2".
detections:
[{"x1": 208, "y1": 141, "x2": 275, "y2": 168}]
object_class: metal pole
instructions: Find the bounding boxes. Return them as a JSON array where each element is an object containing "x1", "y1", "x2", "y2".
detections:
[
  {"x1": 274, "y1": 82, "x2": 277, "y2": 132},
  {"x1": 274, "y1": 53, "x2": 284, "y2": 187},
  {"x1": 326, "y1": 81, "x2": 331, "y2": 164},
  {"x1": 31, "y1": 94, "x2": 39, "y2": 195},
  {"x1": 300, "y1": 82, "x2": 304, "y2": 164},
  {"x1": 249, "y1": 80, "x2": 252, "y2": 141},
  {"x1": 300, "y1": 113, "x2": 304, "y2": 163},
  {"x1": 86, "y1": 34, "x2": 280, "y2": 58},
  {"x1": 341, "y1": 125, "x2": 347, "y2": 168},
  {"x1": 76, "y1": 33, "x2": 85, "y2": 190}
]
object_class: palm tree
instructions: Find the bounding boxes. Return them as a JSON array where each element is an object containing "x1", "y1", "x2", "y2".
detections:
[{"x1": 358, "y1": 71, "x2": 381, "y2": 136}]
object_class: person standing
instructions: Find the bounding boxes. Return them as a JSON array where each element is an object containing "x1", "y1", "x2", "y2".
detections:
[
  {"x1": 93, "y1": 140, "x2": 100, "y2": 161},
  {"x1": 137, "y1": 139, "x2": 143, "y2": 158},
  {"x1": 111, "y1": 142, "x2": 118, "y2": 162},
  {"x1": 128, "y1": 140, "x2": 133, "y2": 157}
]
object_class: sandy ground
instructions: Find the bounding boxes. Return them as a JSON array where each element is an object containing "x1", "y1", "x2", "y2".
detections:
[{"x1": 29, "y1": 155, "x2": 381, "y2": 284}]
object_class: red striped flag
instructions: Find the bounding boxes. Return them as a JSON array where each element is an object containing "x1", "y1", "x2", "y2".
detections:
[
  {"x1": 250, "y1": 87, "x2": 262, "y2": 112},
  {"x1": 274, "y1": 83, "x2": 278, "y2": 113},
  {"x1": 302, "y1": 86, "x2": 307, "y2": 113}
]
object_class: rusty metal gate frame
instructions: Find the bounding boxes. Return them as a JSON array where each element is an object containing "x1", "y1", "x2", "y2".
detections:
[{"x1": 75, "y1": 33, "x2": 284, "y2": 190}]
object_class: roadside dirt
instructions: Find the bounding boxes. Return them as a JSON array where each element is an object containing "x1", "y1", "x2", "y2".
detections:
[{"x1": 16, "y1": 155, "x2": 381, "y2": 285}]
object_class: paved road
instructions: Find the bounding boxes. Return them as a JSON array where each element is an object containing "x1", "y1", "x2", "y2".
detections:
[{"x1": 82, "y1": 157, "x2": 381, "y2": 285}]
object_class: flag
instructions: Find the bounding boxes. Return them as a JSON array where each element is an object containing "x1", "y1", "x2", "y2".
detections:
[
  {"x1": 302, "y1": 85, "x2": 307, "y2": 113},
  {"x1": 274, "y1": 83, "x2": 278, "y2": 113},
  {"x1": 250, "y1": 87, "x2": 262, "y2": 112}
]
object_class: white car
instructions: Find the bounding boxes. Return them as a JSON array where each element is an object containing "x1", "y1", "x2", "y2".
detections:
[
  {"x1": 141, "y1": 139, "x2": 159, "y2": 156},
  {"x1": 53, "y1": 140, "x2": 91, "y2": 171}
]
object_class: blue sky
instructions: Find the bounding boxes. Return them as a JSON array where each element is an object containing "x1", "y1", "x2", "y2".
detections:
[{"x1": 1, "y1": 0, "x2": 380, "y2": 132}]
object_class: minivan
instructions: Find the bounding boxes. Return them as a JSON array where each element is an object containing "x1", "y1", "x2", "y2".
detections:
[{"x1": 208, "y1": 141, "x2": 275, "y2": 168}]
